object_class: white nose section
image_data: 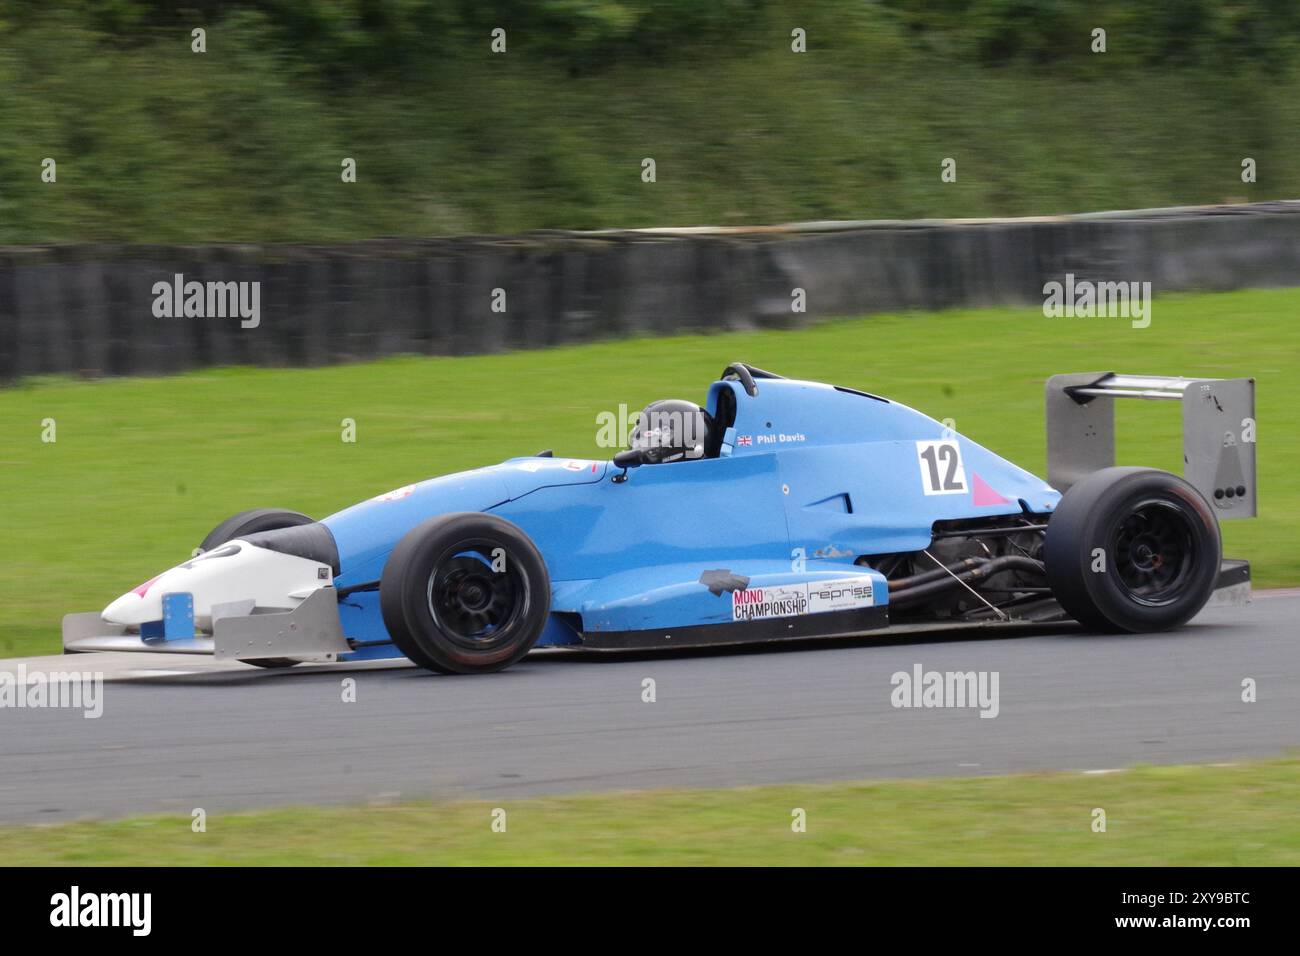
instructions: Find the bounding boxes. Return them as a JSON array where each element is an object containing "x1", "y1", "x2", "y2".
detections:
[{"x1": 102, "y1": 541, "x2": 332, "y2": 629}]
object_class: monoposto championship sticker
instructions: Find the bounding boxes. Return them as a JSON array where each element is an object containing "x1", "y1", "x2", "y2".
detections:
[
  {"x1": 732, "y1": 584, "x2": 809, "y2": 621},
  {"x1": 731, "y1": 577, "x2": 873, "y2": 622}
]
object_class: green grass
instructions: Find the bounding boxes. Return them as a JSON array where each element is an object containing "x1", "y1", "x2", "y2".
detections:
[
  {"x1": 1, "y1": 7, "x2": 1298, "y2": 243},
  {"x1": 1, "y1": 758, "x2": 1296, "y2": 865},
  {"x1": 0, "y1": 287, "x2": 1295, "y2": 660}
]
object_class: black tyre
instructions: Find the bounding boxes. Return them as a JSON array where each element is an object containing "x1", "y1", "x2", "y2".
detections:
[
  {"x1": 1045, "y1": 467, "x2": 1221, "y2": 632},
  {"x1": 380, "y1": 513, "x2": 550, "y2": 674},
  {"x1": 243, "y1": 658, "x2": 301, "y2": 669},
  {"x1": 199, "y1": 508, "x2": 315, "y2": 668},
  {"x1": 198, "y1": 508, "x2": 314, "y2": 553}
]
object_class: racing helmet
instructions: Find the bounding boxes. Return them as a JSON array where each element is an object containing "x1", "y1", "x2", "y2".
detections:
[{"x1": 629, "y1": 399, "x2": 714, "y2": 463}]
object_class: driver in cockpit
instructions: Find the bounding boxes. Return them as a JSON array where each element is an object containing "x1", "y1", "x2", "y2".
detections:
[{"x1": 627, "y1": 399, "x2": 715, "y2": 463}]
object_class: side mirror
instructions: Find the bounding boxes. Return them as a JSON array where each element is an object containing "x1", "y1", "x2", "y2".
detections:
[{"x1": 613, "y1": 449, "x2": 645, "y2": 470}]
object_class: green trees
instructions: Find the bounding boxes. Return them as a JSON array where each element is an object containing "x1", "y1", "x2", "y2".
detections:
[{"x1": 2, "y1": 1, "x2": 1297, "y2": 242}]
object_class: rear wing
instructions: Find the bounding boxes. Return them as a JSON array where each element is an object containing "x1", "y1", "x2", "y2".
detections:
[{"x1": 1046, "y1": 373, "x2": 1256, "y2": 519}]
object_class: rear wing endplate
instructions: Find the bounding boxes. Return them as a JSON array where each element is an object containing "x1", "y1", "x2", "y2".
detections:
[{"x1": 1046, "y1": 373, "x2": 1256, "y2": 519}]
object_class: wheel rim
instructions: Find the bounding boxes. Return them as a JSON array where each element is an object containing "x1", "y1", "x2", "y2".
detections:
[
  {"x1": 425, "y1": 542, "x2": 529, "y2": 651},
  {"x1": 1111, "y1": 499, "x2": 1198, "y2": 606}
]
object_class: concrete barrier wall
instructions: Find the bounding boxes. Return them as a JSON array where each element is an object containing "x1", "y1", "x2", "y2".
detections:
[{"x1": 3, "y1": 201, "x2": 1300, "y2": 382}]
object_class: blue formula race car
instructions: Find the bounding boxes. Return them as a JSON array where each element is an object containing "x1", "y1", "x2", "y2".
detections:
[{"x1": 64, "y1": 363, "x2": 1255, "y2": 673}]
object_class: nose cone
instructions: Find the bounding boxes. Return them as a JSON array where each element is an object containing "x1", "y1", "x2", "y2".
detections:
[
  {"x1": 100, "y1": 541, "x2": 331, "y2": 630},
  {"x1": 102, "y1": 572, "x2": 169, "y2": 625}
]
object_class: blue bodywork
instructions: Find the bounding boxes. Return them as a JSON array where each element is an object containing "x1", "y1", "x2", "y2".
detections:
[{"x1": 320, "y1": 373, "x2": 1061, "y2": 660}]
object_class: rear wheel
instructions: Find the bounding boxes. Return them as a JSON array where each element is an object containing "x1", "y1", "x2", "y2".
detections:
[
  {"x1": 1045, "y1": 467, "x2": 1220, "y2": 632},
  {"x1": 380, "y1": 513, "x2": 550, "y2": 674},
  {"x1": 199, "y1": 508, "x2": 315, "y2": 668}
]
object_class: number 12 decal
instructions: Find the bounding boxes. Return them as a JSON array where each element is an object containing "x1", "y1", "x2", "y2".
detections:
[{"x1": 916, "y1": 439, "x2": 967, "y2": 495}]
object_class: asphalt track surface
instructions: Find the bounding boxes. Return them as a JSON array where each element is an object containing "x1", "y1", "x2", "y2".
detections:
[{"x1": 0, "y1": 592, "x2": 1296, "y2": 824}]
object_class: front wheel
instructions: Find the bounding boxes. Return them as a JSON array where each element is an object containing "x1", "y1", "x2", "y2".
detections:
[
  {"x1": 200, "y1": 508, "x2": 315, "y2": 668},
  {"x1": 380, "y1": 513, "x2": 551, "y2": 674},
  {"x1": 1045, "y1": 467, "x2": 1221, "y2": 632},
  {"x1": 198, "y1": 508, "x2": 314, "y2": 553}
]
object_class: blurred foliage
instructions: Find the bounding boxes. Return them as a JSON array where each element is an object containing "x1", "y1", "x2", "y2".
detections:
[
  {"x1": 0, "y1": 1, "x2": 1298, "y2": 242},
  {"x1": 884, "y1": 0, "x2": 1300, "y2": 70},
  {"x1": 6, "y1": 0, "x2": 1300, "y2": 73},
  {"x1": 0, "y1": 0, "x2": 771, "y2": 72}
]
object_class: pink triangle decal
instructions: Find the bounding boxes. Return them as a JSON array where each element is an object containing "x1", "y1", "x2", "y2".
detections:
[{"x1": 971, "y1": 472, "x2": 1012, "y2": 506}]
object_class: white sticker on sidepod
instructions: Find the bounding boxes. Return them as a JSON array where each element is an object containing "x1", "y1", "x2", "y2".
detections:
[
  {"x1": 731, "y1": 578, "x2": 876, "y2": 621},
  {"x1": 732, "y1": 585, "x2": 809, "y2": 622},
  {"x1": 806, "y1": 577, "x2": 874, "y2": 613}
]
